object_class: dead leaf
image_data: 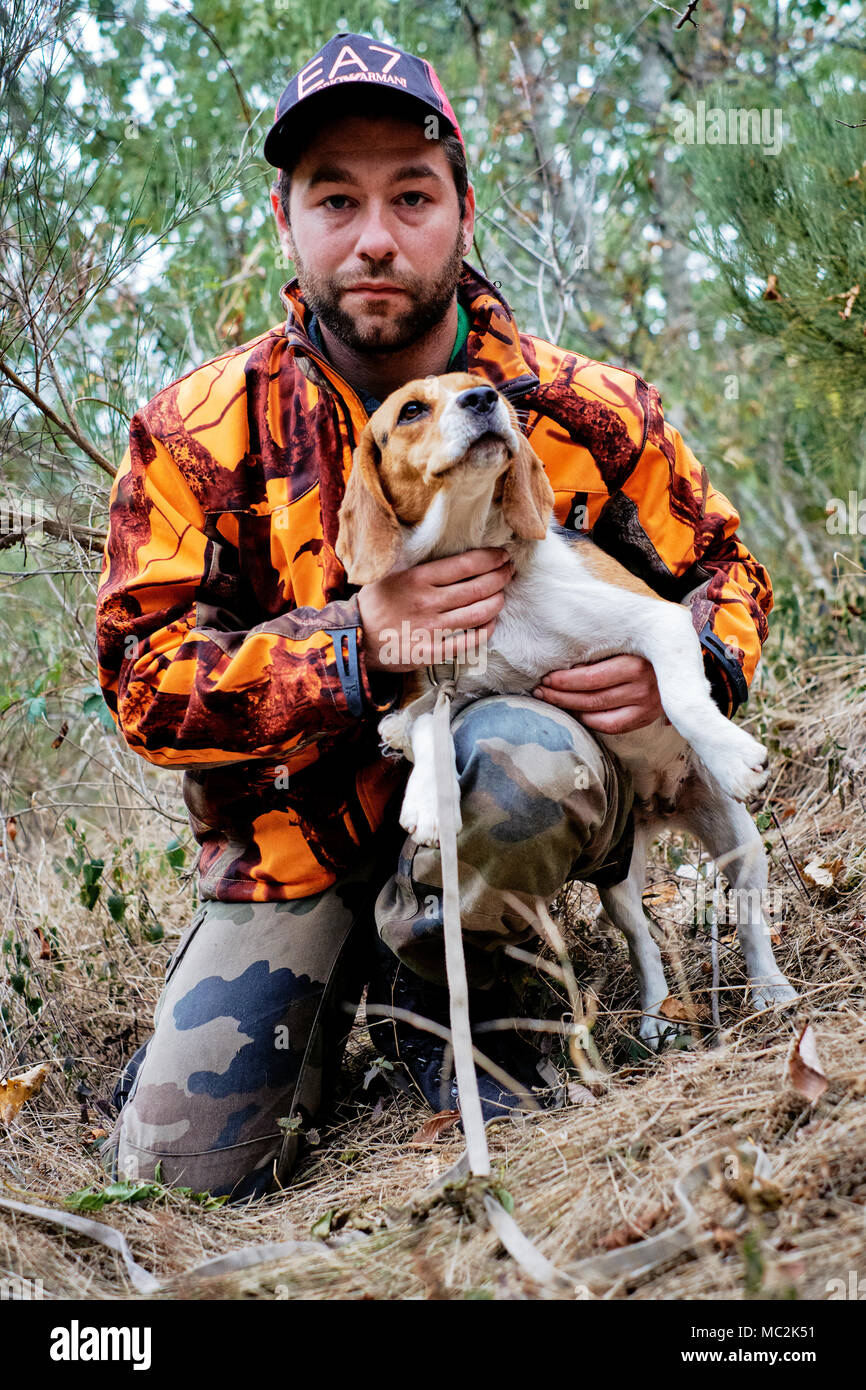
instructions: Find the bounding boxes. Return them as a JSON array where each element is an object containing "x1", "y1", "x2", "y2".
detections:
[
  {"x1": 659, "y1": 996, "x2": 692, "y2": 1023},
  {"x1": 599, "y1": 1203, "x2": 664, "y2": 1250},
  {"x1": 787, "y1": 1023, "x2": 828, "y2": 1103},
  {"x1": 34, "y1": 925, "x2": 51, "y2": 960},
  {"x1": 802, "y1": 856, "x2": 844, "y2": 890},
  {"x1": 410, "y1": 1110, "x2": 460, "y2": 1146},
  {"x1": 51, "y1": 721, "x2": 69, "y2": 750},
  {"x1": 5, "y1": 817, "x2": 16, "y2": 842},
  {"x1": 725, "y1": 1170, "x2": 785, "y2": 1213},
  {"x1": 711, "y1": 1225, "x2": 739, "y2": 1252},
  {"x1": 0, "y1": 1062, "x2": 51, "y2": 1124},
  {"x1": 644, "y1": 882, "x2": 678, "y2": 906},
  {"x1": 763, "y1": 273, "x2": 783, "y2": 300}
]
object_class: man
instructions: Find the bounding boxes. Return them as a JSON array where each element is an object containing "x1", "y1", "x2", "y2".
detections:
[{"x1": 95, "y1": 32, "x2": 772, "y2": 1202}]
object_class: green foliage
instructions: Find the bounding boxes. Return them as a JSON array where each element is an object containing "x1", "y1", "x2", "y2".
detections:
[
  {"x1": 51, "y1": 817, "x2": 179, "y2": 941},
  {"x1": 1, "y1": 932, "x2": 43, "y2": 1017},
  {"x1": 689, "y1": 85, "x2": 866, "y2": 376},
  {"x1": 766, "y1": 571, "x2": 865, "y2": 681},
  {"x1": 164, "y1": 836, "x2": 186, "y2": 874},
  {"x1": 61, "y1": 817, "x2": 105, "y2": 911},
  {"x1": 742, "y1": 1227, "x2": 766, "y2": 1296},
  {"x1": 64, "y1": 1179, "x2": 229, "y2": 1210},
  {"x1": 679, "y1": 77, "x2": 866, "y2": 557},
  {"x1": 311, "y1": 1208, "x2": 336, "y2": 1237},
  {"x1": 81, "y1": 685, "x2": 118, "y2": 732},
  {"x1": 363, "y1": 1056, "x2": 395, "y2": 1089}
]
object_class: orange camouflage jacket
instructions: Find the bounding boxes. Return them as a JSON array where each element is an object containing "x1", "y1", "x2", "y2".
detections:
[{"x1": 95, "y1": 261, "x2": 773, "y2": 902}]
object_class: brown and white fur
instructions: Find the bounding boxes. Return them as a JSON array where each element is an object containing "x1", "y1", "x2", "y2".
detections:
[{"x1": 335, "y1": 373, "x2": 797, "y2": 1047}]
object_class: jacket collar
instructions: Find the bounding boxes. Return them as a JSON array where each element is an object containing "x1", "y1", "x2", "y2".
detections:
[{"x1": 278, "y1": 259, "x2": 541, "y2": 407}]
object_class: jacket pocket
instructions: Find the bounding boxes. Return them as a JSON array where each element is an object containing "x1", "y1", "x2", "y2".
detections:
[
  {"x1": 163, "y1": 903, "x2": 209, "y2": 987},
  {"x1": 152, "y1": 902, "x2": 210, "y2": 1029}
]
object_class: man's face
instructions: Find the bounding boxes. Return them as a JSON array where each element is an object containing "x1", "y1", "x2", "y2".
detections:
[{"x1": 271, "y1": 113, "x2": 475, "y2": 355}]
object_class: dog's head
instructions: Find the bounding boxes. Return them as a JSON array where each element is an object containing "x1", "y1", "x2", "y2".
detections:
[{"x1": 335, "y1": 372, "x2": 554, "y2": 585}]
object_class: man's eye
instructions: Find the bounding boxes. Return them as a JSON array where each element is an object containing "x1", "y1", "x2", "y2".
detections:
[
  {"x1": 322, "y1": 195, "x2": 351, "y2": 209},
  {"x1": 399, "y1": 192, "x2": 427, "y2": 207},
  {"x1": 397, "y1": 400, "x2": 430, "y2": 424}
]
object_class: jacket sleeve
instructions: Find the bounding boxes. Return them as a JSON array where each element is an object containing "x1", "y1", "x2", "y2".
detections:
[
  {"x1": 95, "y1": 411, "x2": 401, "y2": 770},
  {"x1": 624, "y1": 386, "x2": 773, "y2": 718}
]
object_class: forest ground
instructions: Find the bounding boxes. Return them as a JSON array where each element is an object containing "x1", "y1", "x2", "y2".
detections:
[{"x1": 1, "y1": 652, "x2": 864, "y2": 1301}]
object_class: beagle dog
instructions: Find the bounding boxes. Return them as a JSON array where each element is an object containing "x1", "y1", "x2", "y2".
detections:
[{"x1": 335, "y1": 373, "x2": 797, "y2": 1046}]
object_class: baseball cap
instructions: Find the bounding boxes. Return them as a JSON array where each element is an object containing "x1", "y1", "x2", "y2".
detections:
[{"x1": 263, "y1": 31, "x2": 465, "y2": 168}]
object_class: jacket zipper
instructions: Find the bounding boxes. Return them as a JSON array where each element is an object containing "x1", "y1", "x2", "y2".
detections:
[{"x1": 287, "y1": 329, "x2": 369, "y2": 443}]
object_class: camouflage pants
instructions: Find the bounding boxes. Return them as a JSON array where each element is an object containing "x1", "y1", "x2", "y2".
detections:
[
  {"x1": 102, "y1": 695, "x2": 633, "y2": 1202},
  {"x1": 375, "y1": 695, "x2": 635, "y2": 987}
]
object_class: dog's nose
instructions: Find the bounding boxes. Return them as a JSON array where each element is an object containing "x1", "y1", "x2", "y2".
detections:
[{"x1": 456, "y1": 386, "x2": 498, "y2": 416}]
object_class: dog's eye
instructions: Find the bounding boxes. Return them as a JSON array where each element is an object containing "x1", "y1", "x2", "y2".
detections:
[{"x1": 396, "y1": 400, "x2": 430, "y2": 424}]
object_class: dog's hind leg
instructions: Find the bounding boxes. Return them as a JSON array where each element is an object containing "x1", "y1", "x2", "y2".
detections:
[
  {"x1": 597, "y1": 817, "x2": 681, "y2": 1051},
  {"x1": 675, "y1": 792, "x2": 798, "y2": 1014}
]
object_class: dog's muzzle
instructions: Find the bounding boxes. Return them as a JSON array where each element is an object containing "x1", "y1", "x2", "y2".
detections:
[{"x1": 431, "y1": 387, "x2": 519, "y2": 473}]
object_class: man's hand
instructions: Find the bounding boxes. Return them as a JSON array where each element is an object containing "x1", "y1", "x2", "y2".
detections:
[
  {"x1": 531, "y1": 654, "x2": 667, "y2": 733},
  {"x1": 357, "y1": 547, "x2": 514, "y2": 672}
]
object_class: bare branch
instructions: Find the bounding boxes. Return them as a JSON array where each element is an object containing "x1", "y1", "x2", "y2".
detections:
[{"x1": 0, "y1": 359, "x2": 115, "y2": 478}]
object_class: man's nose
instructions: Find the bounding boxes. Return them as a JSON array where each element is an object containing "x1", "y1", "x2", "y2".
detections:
[
  {"x1": 456, "y1": 386, "x2": 499, "y2": 416},
  {"x1": 352, "y1": 203, "x2": 400, "y2": 260}
]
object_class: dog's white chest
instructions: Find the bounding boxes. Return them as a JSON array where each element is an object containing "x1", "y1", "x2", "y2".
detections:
[{"x1": 458, "y1": 533, "x2": 619, "y2": 695}]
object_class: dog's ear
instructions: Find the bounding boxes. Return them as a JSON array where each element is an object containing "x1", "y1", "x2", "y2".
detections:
[
  {"x1": 501, "y1": 431, "x2": 555, "y2": 539},
  {"x1": 335, "y1": 421, "x2": 403, "y2": 584}
]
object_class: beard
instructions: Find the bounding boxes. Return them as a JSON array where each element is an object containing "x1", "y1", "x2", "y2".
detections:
[{"x1": 292, "y1": 225, "x2": 466, "y2": 355}]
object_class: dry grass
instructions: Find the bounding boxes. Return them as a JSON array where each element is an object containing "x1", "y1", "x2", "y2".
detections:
[{"x1": 1, "y1": 652, "x2": 864, "y2": 1301}]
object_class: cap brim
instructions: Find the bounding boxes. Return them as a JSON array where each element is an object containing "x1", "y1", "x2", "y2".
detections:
[{"x1": 263, "y1": 85, "x2": 456, "y2": 168}]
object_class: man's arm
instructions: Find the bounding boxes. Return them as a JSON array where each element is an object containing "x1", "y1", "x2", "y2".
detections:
[
  {"x1": 95, "y1": 411, "x2": 401, "y2": 769},
  {"x1": 642, "y1": 392, "x2": 773, "y2": 717}
]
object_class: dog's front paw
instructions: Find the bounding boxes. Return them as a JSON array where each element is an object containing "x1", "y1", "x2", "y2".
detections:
[
  {"x1": 400, "y1": 797, "x2": 440, "y2": 847},
  {"x1": 748, "y1": 977, "x2": 799, "y2": 1013},
  {"x1": 700, "y1": 726, "x2": 769, "y2": 802},
  {"x1": 400, "y1": 769, "x2": 462, "y2": 847}
]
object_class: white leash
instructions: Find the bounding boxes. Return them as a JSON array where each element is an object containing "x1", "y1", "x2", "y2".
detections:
[
  {"x1": 427, "y1": 663, "x2": 574, "y2": 1291},
  {"x1": 429, "y1": 667, "x2": 489, "y2": 1173}
]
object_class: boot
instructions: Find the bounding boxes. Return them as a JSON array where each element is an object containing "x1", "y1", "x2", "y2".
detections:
[{"x1": 365, "y1": 934, "x2": 557, "y2": 1125}]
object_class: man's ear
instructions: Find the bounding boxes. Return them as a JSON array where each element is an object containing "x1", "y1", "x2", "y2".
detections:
[
  {"x1": 270, "y1": 186, "x2": 296, "y2": 265},
  {"x1": 335, "y1": 423, "x2": 403, "y2": 584},
  {"x1": 501, "y1": 432, "x2": 554, "y2": 539}
]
